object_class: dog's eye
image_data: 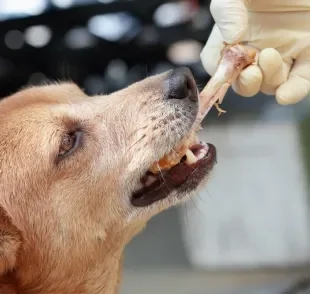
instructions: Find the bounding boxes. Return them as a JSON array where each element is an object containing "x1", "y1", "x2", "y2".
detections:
[{"x1": 58, "y1": 131, "x2": 82, "y2": 158}]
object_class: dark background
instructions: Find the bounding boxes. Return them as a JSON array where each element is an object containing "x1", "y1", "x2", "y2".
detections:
[
  {"x1": 0, "y1": 0, "x2": 277, "y2": 119},
  {"x1": 0, "y1": 0, "x2": 211, "y2": 96}
]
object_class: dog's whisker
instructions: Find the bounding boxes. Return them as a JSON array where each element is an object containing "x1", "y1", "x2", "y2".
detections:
[
  {"x1": 129, "y1": 135, "x2": 146, "y2": 149},
  {"x1": 156, "y1": 162, "x2": 170, "y2": 192},
  {"x1": 171, "y1": 148, "x2": 178, "y2": 156},
  {"x1": 127, "y1": 124, "x2": 148, "y2": 140},
  {"x1": 194, "y1": 194, "x2": 209, "y2": 222},
  {"x1": 205, "y1": 188, "x2": 213, "y2": 199}
]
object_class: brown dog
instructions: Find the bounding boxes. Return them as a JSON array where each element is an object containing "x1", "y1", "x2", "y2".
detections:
[{"x1": 0, "y1": 67, "x2": 216, "y2": 294}]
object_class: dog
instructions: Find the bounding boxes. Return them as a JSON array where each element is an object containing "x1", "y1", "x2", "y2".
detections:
[{"x1": 0, "y1": 67, "x2": 216, "y2": 293}]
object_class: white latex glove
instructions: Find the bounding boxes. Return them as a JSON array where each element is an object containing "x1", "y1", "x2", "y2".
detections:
[{"x1": 200, "y1": 0, "x2": 310, "y2": 105}]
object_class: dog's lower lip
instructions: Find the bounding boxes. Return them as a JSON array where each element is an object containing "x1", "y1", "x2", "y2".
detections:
[{"x1": 131, "y1": 143, "x2": 216, "y2": 207}]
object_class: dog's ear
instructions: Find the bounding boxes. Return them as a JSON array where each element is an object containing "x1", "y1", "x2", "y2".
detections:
[{"x1": 0, "y1": 206, "x2": 21, "y2": 275}]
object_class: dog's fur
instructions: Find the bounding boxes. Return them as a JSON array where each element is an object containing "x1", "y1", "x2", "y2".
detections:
[{"x1": 0, "y1": 70, "x2": 212, "y2": 293}]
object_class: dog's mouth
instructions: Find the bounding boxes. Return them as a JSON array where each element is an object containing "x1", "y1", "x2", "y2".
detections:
[
  {"x1": 130, "y1": 44, "x2": 257, "y2": 208},
  {"x1": 131, "y1": 130, "x2": 217, "y2": 207}
]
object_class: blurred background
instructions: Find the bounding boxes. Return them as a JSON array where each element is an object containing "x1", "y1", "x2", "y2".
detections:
[{"x1": 0, "y1": 0, "x2": 310, "y2": 293}]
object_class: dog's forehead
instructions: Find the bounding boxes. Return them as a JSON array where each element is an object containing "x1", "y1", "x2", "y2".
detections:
[{"x1": 0, "y1": 82, "x2": 86, "y2": 114}]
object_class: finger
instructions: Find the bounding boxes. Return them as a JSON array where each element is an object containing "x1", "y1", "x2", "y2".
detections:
[
  {"x1": 210, "y1": 0, "x2": 248, "y2": 44},
  {"x1": 200, "y1": 24, "x2": 225, "y2": 76},
  {"x1": 276, "y1": 59, "x2": 310, "y2": 105},
  {"x1": 258, "y1": 48, "x2": 290, "y2": 95},
  {"x1": 201, "y1": 29, "x2": 262, "y2": 97},
  {"x1": 232, "y1": 64, "x2": 263, "y2": 97}
]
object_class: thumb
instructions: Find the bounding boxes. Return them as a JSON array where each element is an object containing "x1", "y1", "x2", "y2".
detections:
[
  {"x1": 210, "y1": 0, "x2": 248, "y2": 44},
  {"x1": 276, "y1": 59, "x2": 310, "y2": 105}
]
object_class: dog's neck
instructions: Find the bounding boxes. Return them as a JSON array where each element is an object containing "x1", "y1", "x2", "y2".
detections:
[
  {"x1": 14, "y1": 236, "x2": 124, "y2": 294},
  {"x1": 11, "y1": 222, "x2": 146, "y2": 294}
]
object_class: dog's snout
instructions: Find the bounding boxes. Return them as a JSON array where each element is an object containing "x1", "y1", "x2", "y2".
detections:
[{"x1": 164, "y1": 67, "x2": 197, "y2": 102}]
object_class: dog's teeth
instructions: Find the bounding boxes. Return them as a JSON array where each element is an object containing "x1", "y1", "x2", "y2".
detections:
[
  {"x1": 185, "y1": 149, "x2": 197, "y2": 165},
  {"x1": 145, "y1": 175, "x2": 157, "y2": 187},
  {"x1": 196, "y1": 149, "x2": 207, "y2": 160}
]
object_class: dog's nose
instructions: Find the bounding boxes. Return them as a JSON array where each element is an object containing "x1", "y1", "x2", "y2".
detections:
[{"x1": 164, "y1": 67, "x2": 198, "y2": 102}]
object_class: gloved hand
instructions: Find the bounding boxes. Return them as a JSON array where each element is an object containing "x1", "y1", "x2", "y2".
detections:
[{"x1": 200, "y1": 0, "x2": 310, "y2": 105}]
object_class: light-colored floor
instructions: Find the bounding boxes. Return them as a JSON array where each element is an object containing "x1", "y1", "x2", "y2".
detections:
[
  {"x1": 121, "y1": 268, "x2": 310, "y2": 294},
  {"x1": 121, "y1": 207, "x2": 310, "y2": 293}
]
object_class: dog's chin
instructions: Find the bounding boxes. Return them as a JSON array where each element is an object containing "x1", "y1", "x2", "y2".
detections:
[{"x1": 131, "y1": 143, "x2": 216, "y2": 208}]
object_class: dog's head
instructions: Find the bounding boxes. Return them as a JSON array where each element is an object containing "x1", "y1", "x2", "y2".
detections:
[{"x1": 0, "y1": 67, "x2": 216, "y2": 291}]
